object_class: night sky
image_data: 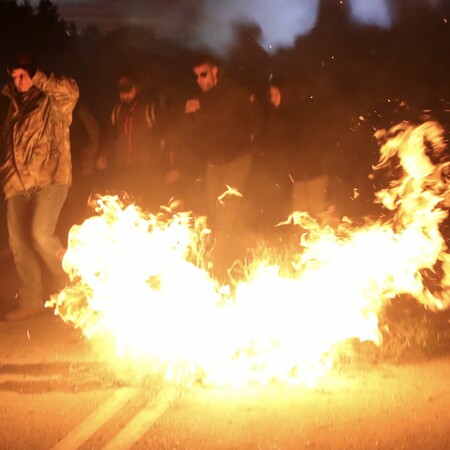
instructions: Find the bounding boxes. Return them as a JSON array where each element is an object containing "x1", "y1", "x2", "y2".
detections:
[{"x1": 31, "y1": 0, "x2": 448, "y2": 52}]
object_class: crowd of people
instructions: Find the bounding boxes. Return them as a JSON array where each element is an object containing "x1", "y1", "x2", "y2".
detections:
[{"x1": 0, "y1": 45, "x2": 448, "y2": 320}]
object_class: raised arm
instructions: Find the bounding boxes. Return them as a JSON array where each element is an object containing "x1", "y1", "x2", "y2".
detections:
[{"x1": 32, "y1": 70, "x2": 79, "y2": 123}]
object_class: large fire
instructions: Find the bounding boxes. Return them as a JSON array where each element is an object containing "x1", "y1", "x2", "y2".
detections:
[{"x1": 47, "y1": 121, "x2": 450, "y2": 387}]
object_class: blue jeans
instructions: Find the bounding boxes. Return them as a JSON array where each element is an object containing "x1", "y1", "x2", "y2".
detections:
[{"x1": 7, "y1": 184, "x2": 69, "y2": 307}]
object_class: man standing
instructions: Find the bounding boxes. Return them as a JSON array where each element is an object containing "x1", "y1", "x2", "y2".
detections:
[
  {"x1": 184, "y1": 54, "x2": 261, "y2": 268},
  {"x1": 98, "y1": 73, "x2": 165, "y2": 209},
  {"x1": 1, "y1": 52, "x2": 79, "y2": 321}
]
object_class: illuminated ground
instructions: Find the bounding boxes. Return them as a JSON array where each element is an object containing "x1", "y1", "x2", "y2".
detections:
[
  {"x1": 0, "y1": 253, "x2": 449, "y2": 449},
  {"x1": 0, "y1": 314, "x2": 449, "y2": 449}
]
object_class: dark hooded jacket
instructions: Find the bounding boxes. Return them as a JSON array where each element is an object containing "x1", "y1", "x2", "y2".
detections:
[{"x1": 185, "y1": 77, "x2": 260, "y2": 166}]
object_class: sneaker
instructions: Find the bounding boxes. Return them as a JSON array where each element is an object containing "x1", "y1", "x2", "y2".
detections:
[{"x1": 3, "y1": 305, "x2": 45, "y2": 322}]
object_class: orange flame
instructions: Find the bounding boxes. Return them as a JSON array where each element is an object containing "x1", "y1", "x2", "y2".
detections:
[{"x1": 47, "y1": 121, "x2": 450, "y2": 386}]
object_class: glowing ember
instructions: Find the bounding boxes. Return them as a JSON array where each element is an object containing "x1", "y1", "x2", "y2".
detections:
[
  {"x1": 217, "y1": 185, "x2": 243, "y2": 206},
  {"x1": 47, "y1": 121, "x2": 450, "y2": 387}
]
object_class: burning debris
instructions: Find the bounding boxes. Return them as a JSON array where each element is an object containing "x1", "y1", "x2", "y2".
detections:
[
  {"x1": 217, "y1": 185, "x2": 243, "y2": 206},
  {"x1": 47, "y1": 120, "x2": 450, "y2": 387}
]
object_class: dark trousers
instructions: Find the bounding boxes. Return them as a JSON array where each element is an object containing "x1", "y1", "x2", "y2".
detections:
[{"x1": 6, "y1": 184, "x2": 69, "y2": 306}]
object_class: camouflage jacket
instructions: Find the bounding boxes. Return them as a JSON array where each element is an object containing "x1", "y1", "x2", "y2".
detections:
[{"x1": 0, "y1": 70, "x2": 79, "y2": 199}]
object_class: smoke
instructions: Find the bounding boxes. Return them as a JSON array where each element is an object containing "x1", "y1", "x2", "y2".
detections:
[
  {"x1": 48, "y1": 0, "x2": 447, "y2": 53},
  {"x1": 181, "y1": 0, "x2": 438, "y2": 53},
  {"x1": 347, "y1": 0, "x2": 392, "y2": 28},
  {"x1": 193, "y1": 0, "x2": 447, "y2": 53},
  {"x1": 195, "y1": 0, "x2": 320, "y2": 53}
]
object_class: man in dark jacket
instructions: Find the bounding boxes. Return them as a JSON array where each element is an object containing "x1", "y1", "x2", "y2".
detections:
[
  {"x1": 1, "y1": 52, "x2": 79, "y2": 321},
  {"x1": 184, "y1": 54, "x2": 261, "y2": 262},
  {"x1": 98, "y1": 73, "x2": 165, "y2": 209}
]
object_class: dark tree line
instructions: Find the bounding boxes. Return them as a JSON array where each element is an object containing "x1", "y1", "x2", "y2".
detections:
[{"x1": 1, "y1": 0, "x2": 449, "y2": 111}]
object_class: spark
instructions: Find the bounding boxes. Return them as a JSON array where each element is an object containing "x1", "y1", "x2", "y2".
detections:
[{"x1": 217, "y1": 185, "x2": 243, "y2": 206}]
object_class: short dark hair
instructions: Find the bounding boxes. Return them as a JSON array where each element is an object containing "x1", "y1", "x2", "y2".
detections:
[
  {"x1": 117, "y1": 74, "x2": 138, "y2": 93},
  {"x1": 192, "y1": 53, "x2": 220, "y2": 69},
  {"x1": 7, "y1": 51, "x2": 37, "y2": 78}
]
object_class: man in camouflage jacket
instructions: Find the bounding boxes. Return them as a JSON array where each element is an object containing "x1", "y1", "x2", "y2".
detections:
[{"x1": 0, "y1": 52, "x2": 79, "y2": 321}]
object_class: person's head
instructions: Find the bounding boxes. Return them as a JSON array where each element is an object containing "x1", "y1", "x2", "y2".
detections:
[
  {"x1": 7, "y1": 51, "x2": 37, "y2": 93},
  {"x1": 117, "y1": 74, "x2": 139, "y2": 104},
  {"x1": 192, "y1": 54, "x2": 219, "y2": 93}
]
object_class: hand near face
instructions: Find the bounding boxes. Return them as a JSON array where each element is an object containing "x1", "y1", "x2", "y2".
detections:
[
  {"x1": 185, "y1": 98, "x2": 200, "y2": 114},
  {"x1": 96, "y1": 155, "x2": 108, "y2": 171},
  {"x1": 166, "y1": 169, "x2": 180, "y2": 184}
]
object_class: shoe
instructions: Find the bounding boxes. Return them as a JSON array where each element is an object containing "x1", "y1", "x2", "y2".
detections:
[{"x1": 3, "y1": 305, "x2": 45, "y2": 322}]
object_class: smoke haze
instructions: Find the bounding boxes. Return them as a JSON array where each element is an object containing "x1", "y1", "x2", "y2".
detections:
[
  {"x1": 348, "y1": 0, "x2": 392, "y2": 28},
  {"x1": 37, "y1": 0, "x2": 448, "y2": 52}
]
